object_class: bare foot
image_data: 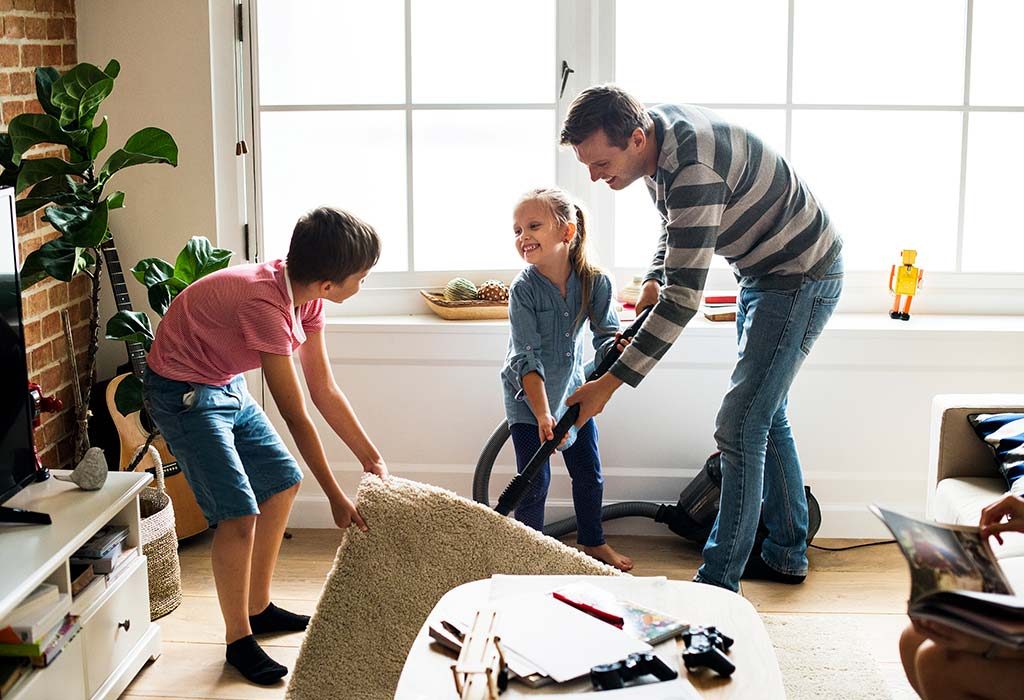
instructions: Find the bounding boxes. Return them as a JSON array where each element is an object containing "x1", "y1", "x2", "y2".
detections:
[{"x1": 583, "y1": 543, "x2": 634, "y2": 572}]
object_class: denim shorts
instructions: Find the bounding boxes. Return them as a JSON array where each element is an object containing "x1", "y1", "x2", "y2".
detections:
[{"x1": 143, "y1": 369, "x2": 303, "y2": 526}]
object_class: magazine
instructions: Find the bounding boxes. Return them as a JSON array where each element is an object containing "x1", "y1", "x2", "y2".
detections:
[{"x1": 871, "y1": 505, "x2": 1024, "y2": 649}]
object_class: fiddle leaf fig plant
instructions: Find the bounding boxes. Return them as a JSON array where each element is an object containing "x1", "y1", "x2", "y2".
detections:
[
  {"x1": 105, "y1": 236, "x2": 233, "y2": 415},
  {"x1": 0, "y1": 59, "x2": 179, "y2": 463}
]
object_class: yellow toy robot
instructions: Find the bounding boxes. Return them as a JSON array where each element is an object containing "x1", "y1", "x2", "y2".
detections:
[{"x1": 889, "y1": 249, "x2": 923, "y2": 321}]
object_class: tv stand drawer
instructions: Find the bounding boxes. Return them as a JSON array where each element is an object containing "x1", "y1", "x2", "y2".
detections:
[{"x1": 82, "y1": 557, "x2": 149, "y2": 697}]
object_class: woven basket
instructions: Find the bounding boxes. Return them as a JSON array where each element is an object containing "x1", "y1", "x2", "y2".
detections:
[
  {"x1": 420, "y1": 289, "x2": 508, "y2": 320},
  {"x1": 133, "y1": 444, "x2": 183, "y2": 620}
]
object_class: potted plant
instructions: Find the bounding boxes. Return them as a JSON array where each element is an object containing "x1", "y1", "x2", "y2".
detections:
[{"x1": 0, "y1": 60, "x2": 178, "y2": 462}]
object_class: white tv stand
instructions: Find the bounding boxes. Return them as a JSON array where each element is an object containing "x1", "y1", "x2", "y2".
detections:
[{"x1": 0, "y1": 470, "x2": 161, "y2": 700}]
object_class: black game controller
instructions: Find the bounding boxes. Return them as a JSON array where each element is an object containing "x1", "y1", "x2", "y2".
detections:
[
  {"x1": 590, "y1": 651, "x2": 679, "y2": 691},
  {"x1": 681, "y1": 625, "x2": 735, "y2": 677}
]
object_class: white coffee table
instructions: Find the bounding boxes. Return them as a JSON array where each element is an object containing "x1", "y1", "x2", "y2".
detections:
[{"x1": 395, "y1": 575, "x2": 784, "y2": 699}]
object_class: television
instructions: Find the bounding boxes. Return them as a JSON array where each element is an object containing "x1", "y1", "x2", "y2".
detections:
[{"x1": 0, "y1": 186, "x2": 50, "y2": 524}]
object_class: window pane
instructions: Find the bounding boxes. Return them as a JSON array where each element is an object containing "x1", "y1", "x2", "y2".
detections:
[
  {"x1": 793, "y1": 0, "x2": 965, "y2": 105},
  {"x1": 411, "y1": 0, "x2": 554, "y2": 104},
  {"x1": 413, "y1": 110, "x2": 554, "y2": 270},
  {"x1": 614, "y1": 110, "x2": 786, "y2": 268},
  {"x1": 616, "y1": 0, "x2": 788, "y2": 104},
  {"x1": 970, "y1": 1, "x2": 1024, "y2": 106},
  {"x1": 257, "y1": 0, "x2": 405, "y2": 105},
  {"x1": 258, "y1": 111, "x2": 408, "y2": 271},
  {"x1": 963, "y1": 112, "x2": 1024, "y2": 272},
  {"x1": 790, "y1": 110, "x2": 962, "y2": 272}
]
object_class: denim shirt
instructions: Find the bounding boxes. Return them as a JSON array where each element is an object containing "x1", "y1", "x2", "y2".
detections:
[{"x1": 501, "y1": 266, "x2": 620, "y2": 450}]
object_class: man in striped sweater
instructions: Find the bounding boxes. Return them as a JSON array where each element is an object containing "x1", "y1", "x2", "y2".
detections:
[{"x1": 562, "y1": 85, "x2": 843, "y2": 592}]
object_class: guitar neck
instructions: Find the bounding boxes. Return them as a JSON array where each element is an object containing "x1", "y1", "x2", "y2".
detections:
[{"x1": 101, "y1": 239, "x2": 149, "y2": 379}]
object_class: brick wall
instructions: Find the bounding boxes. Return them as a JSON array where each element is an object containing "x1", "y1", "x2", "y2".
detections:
[{"x1": 1, "y1": 0, "x2": 90, "y2": 469}]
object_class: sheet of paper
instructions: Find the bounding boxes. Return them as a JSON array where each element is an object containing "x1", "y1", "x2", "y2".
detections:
[
  {"x1": 556, "y1": 678, "x2": 701, "y2": 699},
  {"x1": 490, "y1": 592, "x2": 652, "y2": 683}
]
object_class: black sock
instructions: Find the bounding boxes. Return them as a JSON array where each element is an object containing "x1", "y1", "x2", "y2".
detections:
[
  {"x1": 225, "y1": 635, "x2": 287, "y2": 685},
  {"x1": 249, "y1": 602, "x2": 310, "y2": 635},
  {"x1": 742, "y1": 554, "x2": 807, "y2": 585}
]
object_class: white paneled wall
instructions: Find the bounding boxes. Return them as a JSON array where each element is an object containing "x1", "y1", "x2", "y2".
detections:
[{"x1": 264, "y1": 314, "x2": 1024, "y2": 539}]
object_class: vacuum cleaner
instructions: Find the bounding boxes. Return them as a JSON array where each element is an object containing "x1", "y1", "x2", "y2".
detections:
[{"x1": 473, "y1": 307, "x2": 822, "y2": 548}]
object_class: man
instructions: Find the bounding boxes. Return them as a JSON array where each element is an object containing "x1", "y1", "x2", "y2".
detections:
[{"x1": 561, "y1": 85, "x2": 843, "y2": 592}]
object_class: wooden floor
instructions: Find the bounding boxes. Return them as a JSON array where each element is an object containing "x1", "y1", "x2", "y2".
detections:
[{"x1": 121, "y1": 531, "x2": 916, "y2": 699}]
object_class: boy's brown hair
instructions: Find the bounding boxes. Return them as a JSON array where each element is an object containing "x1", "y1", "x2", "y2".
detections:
[
  {"x1": 560, "y1": 85, "x2": 653, "y2": 149},
  {"x1": 287, "y1": 207, "x2": 381, "y2": 284}
]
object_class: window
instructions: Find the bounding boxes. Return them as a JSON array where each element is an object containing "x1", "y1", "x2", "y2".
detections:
[{"x1": 244, "y1": 0, "x2": 1024, "y2": 313}]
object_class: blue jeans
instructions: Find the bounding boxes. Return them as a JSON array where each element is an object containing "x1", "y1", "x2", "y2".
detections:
[
  {"x1": 143, "y1": 370, "x2": 303, "y2": 527},
  {"x1": 510, "y1": 419, "x2": 605, "y2": 547},
  {"x1": 696, "y1": 254, "x2": 843, "y2": 591}
]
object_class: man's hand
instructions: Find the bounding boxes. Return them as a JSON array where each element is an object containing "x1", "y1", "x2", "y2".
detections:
[
  {"x1": 362, "y1": 457, "x2": 389, "y2": 480},
  {"x1": 330, "y1": 492, "x2": 368, "y2": 532},
  {"x1": 635, "y1": 279, "x2": 661, "y2": 314},
  {"x1": 613, "y1": 332, "x2": 633, "y2": 354},
  {"x1": 566, "y1": 373, "x2": 622, "y2": 428},
  {"x1": 980, "y1": 493, "x2": 1024, "y2": 544}
]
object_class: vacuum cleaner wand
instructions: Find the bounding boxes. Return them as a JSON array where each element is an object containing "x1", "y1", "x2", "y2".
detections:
[{"x1": 494, "y1": 307, "x2": 653, "y2": 516}]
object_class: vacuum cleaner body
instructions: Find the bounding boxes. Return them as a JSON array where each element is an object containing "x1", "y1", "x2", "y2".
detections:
[{"x1": 654, "y1": 451, "x2": 822, "y2": 546}]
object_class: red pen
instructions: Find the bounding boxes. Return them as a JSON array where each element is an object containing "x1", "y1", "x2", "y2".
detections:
[{"x1": 552, "y1": 591, "x2": 625, "y2": 629}]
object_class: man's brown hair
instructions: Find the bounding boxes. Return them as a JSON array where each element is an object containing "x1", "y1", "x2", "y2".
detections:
[
  {"x1": 560, "y1": 85, "x2": 653, "y2": 149},
  {"x1": 287, "y1": 207, "x2": 381, "y2": 284}
]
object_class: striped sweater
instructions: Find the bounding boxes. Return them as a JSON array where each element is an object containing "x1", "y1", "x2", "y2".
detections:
[{"x1": 611, "y1": 104, "x2": 841, "y2": 387}]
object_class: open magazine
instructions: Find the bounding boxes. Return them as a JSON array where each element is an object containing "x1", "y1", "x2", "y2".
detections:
[{"x1": 871, "y1": 505, "x2": 1024, "y2": 649}]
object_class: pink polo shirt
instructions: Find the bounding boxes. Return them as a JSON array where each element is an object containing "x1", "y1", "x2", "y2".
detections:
[{"x1": 147, "y1": 259, "x2": 325, "y2": 385}]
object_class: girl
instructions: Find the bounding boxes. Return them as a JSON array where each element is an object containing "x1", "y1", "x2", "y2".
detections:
[{"x1": 501, "y1": 187, "x2": 633, "y2": 571}]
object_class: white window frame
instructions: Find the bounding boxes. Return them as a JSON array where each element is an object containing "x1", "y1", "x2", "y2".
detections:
[{"x1": 239, "y1": 0, "x2": 1024, "y2": 317}]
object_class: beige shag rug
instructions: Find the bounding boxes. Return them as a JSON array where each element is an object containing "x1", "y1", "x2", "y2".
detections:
[
  {"x1": 763, "y1": 614, "x2": 895, "y2": 700},
  {"x1": 286, "y1": 476, "x2": 619, "y2": 700}
]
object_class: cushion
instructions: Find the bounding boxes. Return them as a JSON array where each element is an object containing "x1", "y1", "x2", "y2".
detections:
[
  {"x1": 934, "y1": 477, "x2": 1024, "y2": 559},
  {"x1": 286, "y1": 475, "x2": 618, "y2": 700},
  {"x1": 968, "y1": 412, "x2": 1024, "y2": 493}
]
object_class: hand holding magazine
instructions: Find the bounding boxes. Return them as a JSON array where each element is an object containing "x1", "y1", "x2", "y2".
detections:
[{"x1": 871, "y1": 505, "x2": 1024, "y2": 650}]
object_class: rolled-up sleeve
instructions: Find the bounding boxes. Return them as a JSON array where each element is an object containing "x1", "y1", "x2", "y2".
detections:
[{"x1": 501, "y1": 282, "x2": 546, "y2": 399}]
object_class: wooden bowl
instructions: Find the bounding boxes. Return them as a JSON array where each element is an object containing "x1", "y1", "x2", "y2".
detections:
[{"x1": 419, "y1": 290, "x2": 508, "y2": 320}]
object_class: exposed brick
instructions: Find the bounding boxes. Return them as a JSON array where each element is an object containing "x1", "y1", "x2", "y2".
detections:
[
  {"x1": 46, "y1": 18, "x2": 62, "y2": 39},
  {"x1": 62, "y1": 42, "x2": 75, "y2": 66},
  {"x1": 25, "y1": 17, "x2": 46, "y2": 40},
  {"x1": 11, "y1": 69, "x2": 33, "y2": 95},
  {"x1": 52, "y1": 0, "x2": 70, "y2": 13},
  {"x1": 0, "y1": 0, "x2": 15, "y2": 12},
  {"x1": 71, "y1": 323, "x2": 88, "y2": 348},
  {"x1": 4, "y1": 16, "x2": 25, "y2": 38},
  {"x1": 20, "y1": 44, "x2": 41, "y2": 66},
  {"x1": 38, "y1": 363, "x2": 63, "y2": 392},
  {"x1": 16, "y1": 213, "x2": 36, "y2": 235},
  {"x1": 23, "y1": 320, "x2": 42, "y2": 347},
  {"x1": 23, "y1": 287, "x2": 51, "y2": 318},
  {"x1": 36, "y1": 0, "x2": 54, "y2": 13},
  {"x1": 0, "y1": 43, "x2": 19, "y2": 68},
  {"x1": 14, "y1": 0, "x2": 35, "y2": 9},
  {"x1": 47, "y1": 283, "x2": 69, "y2": 308},
  {"x1": 28, "y1": 343, "x2": 52, "y2": 373},
  {"x1": 42, "y1": 44, "x2": 61, "y2": 66},
  {"x1": 41, "y1": 310, "x2": 61, "y2": 339},
  {"x1": 69, "y1": 273, "x2": 89, "y2": 297},
  {"x1": 0, "y1": 73, "x2": 10, "y2": 94},
  {"x1": 63, "y1": 17, "x2": 74, "y2": 40}
]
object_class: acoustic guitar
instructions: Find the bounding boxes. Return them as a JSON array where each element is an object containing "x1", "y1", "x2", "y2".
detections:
[{"x1": 101, "y1": 240, "x2": 208, "y2": 540}]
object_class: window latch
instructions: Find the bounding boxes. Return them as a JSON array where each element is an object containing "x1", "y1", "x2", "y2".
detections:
[{"x1": 559, "y1": 60, "x2": 575, "y2": 99}]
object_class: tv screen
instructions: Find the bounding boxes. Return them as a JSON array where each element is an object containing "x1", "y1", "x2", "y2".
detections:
[{"x1": 0, "y1": 186, "x2": 37, "y2": 505}]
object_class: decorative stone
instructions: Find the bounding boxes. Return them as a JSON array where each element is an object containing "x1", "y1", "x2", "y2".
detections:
[
  {"x1": 443, "y1": 277, "x2": 478, "y2": 301},
  {"x1": 54, "y1": 447, "x2": 108, "y2": 491},
  {"x1": 476, "y1": 279, "x2": 509, "y2": 302}
]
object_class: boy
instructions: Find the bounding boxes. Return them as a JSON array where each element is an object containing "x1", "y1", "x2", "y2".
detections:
[{"x1": 144, "y1": 207, "x2": 388, "y2": 684}]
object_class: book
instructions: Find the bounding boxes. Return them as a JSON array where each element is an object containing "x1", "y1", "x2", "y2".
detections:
[
  {"x1": 5, "y1": 584, "x2": 58, "y2": 625},
  {"x1": 552, "y1": 582, "x2": 688, "y2": 645},
  {"x1": 28, "y1": 616, "x2": 80, "y2": 668},
  {"x1": 701, "y1": 293, "x2": 737, "y2": 322},
  {"x1": 70, "y1": 577, "x2": 105, "y2": 617},
  {"x1": 871, "y1": 505, "x2": 1023, "y2": 649},
  {"x1": 2, "y1": 594, "x2": 70, "y2": 644},
  {"x1": 0, "y1": 616, "x2": 65, "y2": 657},
  {"x1": 70, "y1": 563, "x2": 95, "y2": 597},
  {"x1": 104, "y1": 546, "x2": 139, "y2": 585},
  {"x1": 0, "y1": 657, "x2": 29, "y2": 698},
  {"x1": 74, "y1": 525, "x2": 128, "y2": 559}
]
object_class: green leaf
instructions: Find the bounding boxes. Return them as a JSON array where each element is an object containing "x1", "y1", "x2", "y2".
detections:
[
  {"x1": 103, "y1": 59, "x2": 121, "y2": 80},
  {"x1": 34, "y1": 67, "x2": 62, "y2": 119},
  {"x1": 106, "y1": 191, "x2": 125, "y2": 209},
  {"x1": 0, "y1": 134, "x2": 20, "y2": 189},
  {"x1": 131, "y1": 257, "x2": 174, "y2": 286},
  {"x1": 8, "y1": 113, "x2": 88, "y2": 163},
  {"x1": 20, "y1": 238, "x2": 94, "y2": 286},
  {"x1": 112, "y1": 374, "x2": 144, "y2": 416},
  {"x1": 15, "y1": 175, "x2": 77, "y2": 217},
  {"x1": 51, "y1": 63, "x2": 113, "y2": 129},
  {"x1": 43, "y1": 201, "x2": 109, "y2": 247},
  {"x1": 88, "y1": 117, "x2": 108, "y2": 160},
  {"x1": 104, "y1": 310, "x2": 154, "y2": 349},
  {"x1": 173, "y1": 236, "x2": 232, "y2": 284},
  {"x1": 15, "y1": 157, "x2": 89, "y2": 194},
  {"x1": 98, "y1": 127, "x2": 178, "y2": 182},
  {"x1": 147, "y1": 277, "x2": 187, "y2": 317}
]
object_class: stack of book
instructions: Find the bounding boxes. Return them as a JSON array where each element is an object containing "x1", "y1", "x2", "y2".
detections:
[
  {"x1": 0, "y1": 583, "x2": 80, "y2": 670},
  {"x1": 701, "y1": 294, "x2": 737, "y2": 322},
  {"x1": 69, "y1": 526, "x2": 139, "y2": 615},
  {"x1": 70, "y1": 526, "x2": 129, "y2": 575}
]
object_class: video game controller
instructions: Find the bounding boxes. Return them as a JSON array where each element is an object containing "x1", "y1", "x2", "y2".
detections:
[
  {"x1": 590, "y1": 651, "x2": 679, "y2": 690},
  {"x1": 681, "y1": 625, "x2": 735, "y2": 677}
]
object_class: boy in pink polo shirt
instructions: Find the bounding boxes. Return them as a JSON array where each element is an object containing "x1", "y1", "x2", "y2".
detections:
[{"x1": 145, "y1": 207, "x2": 387, "y2": 685}]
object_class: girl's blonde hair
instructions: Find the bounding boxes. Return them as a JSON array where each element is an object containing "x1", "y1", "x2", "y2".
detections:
[{"x1": 519, "y1": 187, "x2": 602, "y2": 331}]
